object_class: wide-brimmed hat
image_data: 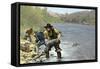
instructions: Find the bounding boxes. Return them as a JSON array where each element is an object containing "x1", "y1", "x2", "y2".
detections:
[{"x1": 44, "y1": 23, "x2": 53, "y2": 28}]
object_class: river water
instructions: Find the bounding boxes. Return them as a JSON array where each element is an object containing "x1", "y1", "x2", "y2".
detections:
[{"x1": 41, "y1": 23, "x2": 96, "y2": 62}]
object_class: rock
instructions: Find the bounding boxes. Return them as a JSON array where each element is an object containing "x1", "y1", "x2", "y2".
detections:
[
  {"x1": 20, "y1": 39, "x2": 38, "y2": 64},
  {"x1": 72, "y1": 42, "x2": 80, "y2": 47}
]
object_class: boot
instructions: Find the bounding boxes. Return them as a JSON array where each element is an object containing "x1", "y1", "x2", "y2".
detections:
[{"x1": 57, "y1": 52, "x2": 61, "y2": 59}]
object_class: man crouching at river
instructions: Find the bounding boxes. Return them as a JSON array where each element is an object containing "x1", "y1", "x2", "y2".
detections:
[{"x1": 44, "y1": 24, "x2": 62, "y2": 59}]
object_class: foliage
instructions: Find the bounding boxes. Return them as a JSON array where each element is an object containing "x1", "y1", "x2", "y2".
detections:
[{"x1": 20, "y1": 6, "x2": 62, "y2": 37}]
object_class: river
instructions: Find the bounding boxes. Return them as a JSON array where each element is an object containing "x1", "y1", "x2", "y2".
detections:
[{"x1": 40, "y1": 23, "x2": 96, "y2": 62}]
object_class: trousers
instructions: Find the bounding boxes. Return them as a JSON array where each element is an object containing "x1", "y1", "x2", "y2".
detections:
[{"x1": 45, "y1": 39, "x2": 61, "y2": 59}]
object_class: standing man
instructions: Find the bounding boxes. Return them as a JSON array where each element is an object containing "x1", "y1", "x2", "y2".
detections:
[{"x1": 44, "y1": 24, "x2": 62, "y2": 59}]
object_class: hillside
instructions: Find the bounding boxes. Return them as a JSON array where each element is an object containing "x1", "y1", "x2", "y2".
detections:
[
  {"x1": 20, "y1": 6, "x2": 62, "y2": 36},
  {"x1": 59, "y1": 10, "x2": 95, "y2": 25}
]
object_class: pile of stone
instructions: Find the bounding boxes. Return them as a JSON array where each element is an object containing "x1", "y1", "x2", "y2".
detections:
[{"x1": 20, "y1": 39, "x2": 38, "y2": 64}]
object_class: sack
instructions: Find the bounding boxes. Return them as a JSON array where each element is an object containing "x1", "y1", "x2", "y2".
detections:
[{"x1": 35, "y1": 32, "x2": 45, "y2": 46}]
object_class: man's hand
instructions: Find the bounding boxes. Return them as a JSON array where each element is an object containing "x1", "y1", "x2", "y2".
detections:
[
  {"x1": 45, "y1": 39, "x2": 49, "y2": 45},
  {"x1": 57, "y1": 33, "x2": 61, "y2": 40},
  {"x1": 45, "y1": 39, "x2": 49, "y2": 42}
]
